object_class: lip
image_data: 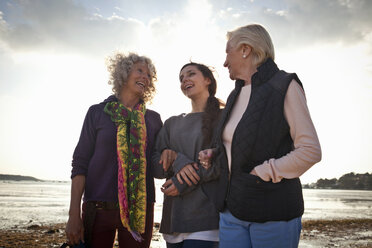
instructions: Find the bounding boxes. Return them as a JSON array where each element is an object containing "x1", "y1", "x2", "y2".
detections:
[
  {"x1": 136, "y1": 81, "x2": 145, "y2": 89},
  {"x1": 183, "y1": 82, "x2": 194, "y2": 90}
]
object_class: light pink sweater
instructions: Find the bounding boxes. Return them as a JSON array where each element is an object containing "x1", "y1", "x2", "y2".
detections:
[{"x1": 222, "y1": 80, "x2": 322, "y2": 183}]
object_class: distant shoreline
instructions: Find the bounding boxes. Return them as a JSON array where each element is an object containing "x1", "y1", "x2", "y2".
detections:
[
  {"x1": 0, "y1": 174, "x2": 42, "y2": 182},
  {"x1": 2, "y1": 172, "x2": 372, "y2": 190},
  {"x1": 0, "y1": 174, "x2": 68, "y2": 183}
]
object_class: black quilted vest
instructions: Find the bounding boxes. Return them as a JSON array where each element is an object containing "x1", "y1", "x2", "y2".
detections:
[{"x1": 206, "y1": 58, "x2": 304, "y2": 222}]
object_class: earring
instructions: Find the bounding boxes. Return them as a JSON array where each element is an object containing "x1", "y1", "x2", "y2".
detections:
[{"x1": 243, "y1": 54, "x2": 247, "y2": 58}]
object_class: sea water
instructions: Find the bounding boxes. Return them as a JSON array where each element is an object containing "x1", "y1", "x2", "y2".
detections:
[{"x1": 0, "y1": 180, "x2": 371, "y2": 230}]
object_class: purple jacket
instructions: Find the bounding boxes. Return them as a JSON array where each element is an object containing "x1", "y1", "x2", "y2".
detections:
[{"x1": 71, "y1": 95, "x2": 163, "y2": 203}]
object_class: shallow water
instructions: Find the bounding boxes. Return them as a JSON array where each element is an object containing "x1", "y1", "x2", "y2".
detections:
[{"x1": 0, "y1": 180, "x2": 371, "y2": 230}]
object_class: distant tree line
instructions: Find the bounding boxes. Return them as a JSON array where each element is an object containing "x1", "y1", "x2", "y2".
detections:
[
  {"x1": 0, "y1": 174, "x2": 41, "y2": 181},
  {"x1": 303, "y1": 172, "x2": 372, "y2": 190}
]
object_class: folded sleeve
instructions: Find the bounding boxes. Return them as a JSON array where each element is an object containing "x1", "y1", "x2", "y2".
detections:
[{"x1": 254, "y1": 80, "x2": 322, "y2": 183}]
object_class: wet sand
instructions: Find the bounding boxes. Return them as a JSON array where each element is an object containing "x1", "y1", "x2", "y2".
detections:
[{"x1": 0, "y1": 219, "x2": 371, "y2": 248}]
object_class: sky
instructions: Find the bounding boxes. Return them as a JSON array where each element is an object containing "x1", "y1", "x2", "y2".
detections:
[{"x1": 0, "y1": 0, "x2": 371, "y2": 184}]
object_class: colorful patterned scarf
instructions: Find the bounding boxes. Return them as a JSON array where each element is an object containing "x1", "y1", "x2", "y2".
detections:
[{"x1": 104, "y1": 101, "x2": 147, "y2": 236}]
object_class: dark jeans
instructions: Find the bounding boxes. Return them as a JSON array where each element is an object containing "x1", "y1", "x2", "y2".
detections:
[
  {"x1": 166, "y1": 240, "x2": 219, "y2": 248},
  {"x1": 82, "y1": 202, "x2": 154, "y2": 248}
]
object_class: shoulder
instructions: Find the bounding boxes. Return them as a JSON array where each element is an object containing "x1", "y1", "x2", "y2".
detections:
[
  {"x1": 145, "y1": 108, "x2": 162, "y2": 120},
  {"x1": 85, "y1": 103, "x2": 105, "y2": 118},
  {"x1": 145, "y1": 108, "x2": 163, "y2": 131},
  {"x1": 161, "y1": 113, "x2": 188, "y2": 128},
  {"x1": 270, "y1": 70, "x2": 303, "y2": 95},
  {"x1": 164, "y1": 114, "x2": 183, "y2": 124}
]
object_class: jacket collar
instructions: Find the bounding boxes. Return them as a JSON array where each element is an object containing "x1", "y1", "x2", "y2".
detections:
[{"x1": 251, "y1": 58, "x2": 279, "y2": 88}]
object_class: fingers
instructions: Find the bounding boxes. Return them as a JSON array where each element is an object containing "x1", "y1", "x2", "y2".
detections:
[
  {"x1": 185, "y1": 164, "x2": 200, "y2": 184},
  {"x1": 162, "y1": 152, "x2": 169, "y2": 171},
  {"x1": 179, "y1": 169, "x2": 193, "y2": 186},
  {"x1": 161, "y1": 180, "x2": 179, "y2": 196},
  {"x1": 66, "y1": 217, "x2": 83, "y2": 245},
  {"x1": 80, "y1": 226, "x2": 85, "y2": 243},
  {"x1": 161, "y1": 179, "x2": 172, "y2": 190},
  {"x1": 250, "y1": 168, "x2": 258, "y2": 176},
  {"x1": 200, "y1": 161, "x2": 211, "y2": 169},
  {"x1": 160, "y1": 149, "x2": 177, "y2": 171},
  {"x1": 177, "y1": 164, "x2": 200, "y2": 186},
  {"x1": 198, "y1": 149, "x2": 213, "y2": 164},
  {"x1": 176, "y1": 173, "x2": 183, "y2": 184}
]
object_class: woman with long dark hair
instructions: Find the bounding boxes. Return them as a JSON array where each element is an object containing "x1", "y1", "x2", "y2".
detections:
[{"x1": 152, "y1": 62, "x2": 223, "y2": 248}]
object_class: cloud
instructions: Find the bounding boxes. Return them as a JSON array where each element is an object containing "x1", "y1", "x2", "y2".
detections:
[
  {"x1": 0, "y1": 0, "x2": 146, "y2": 57},
  {"x1": 216, "y1": 0, "x2": 372, "y2": 48}
]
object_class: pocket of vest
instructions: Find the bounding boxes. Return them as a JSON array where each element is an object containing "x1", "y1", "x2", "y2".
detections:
[{"x1": 227, "y1": 172, "x2": 285, "y2": 220}]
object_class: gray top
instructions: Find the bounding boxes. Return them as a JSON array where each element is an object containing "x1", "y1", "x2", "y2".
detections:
[{"x1": 152, "y1": 112, "x2": 219, "y2": 234}]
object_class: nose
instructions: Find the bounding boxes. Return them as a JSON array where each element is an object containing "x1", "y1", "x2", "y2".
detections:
[
  {"x1": 180, "y1": 75, "x2": 187, "y2": 85},
  {"x1": 223, "y1": 59, "x2": 228, "y2": 68},
  {"x1": 142, "y1": 73, "x2": 150, "y2": 84}
]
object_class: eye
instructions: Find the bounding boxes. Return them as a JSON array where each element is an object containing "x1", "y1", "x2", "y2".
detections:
[{"x1": 179, "y1": 75, "x2": 184, "y2": 82}]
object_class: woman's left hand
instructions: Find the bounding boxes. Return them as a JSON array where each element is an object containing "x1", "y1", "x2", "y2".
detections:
[
  {"x1": 198, "y1": 149, "x2": 214, "y2": 169},
  {"x1": 161, "y1": 179, "x2": 180, "y2": 196},
  {"x1": 176, "y1": 163, "x2": 200, "y2": 186}
]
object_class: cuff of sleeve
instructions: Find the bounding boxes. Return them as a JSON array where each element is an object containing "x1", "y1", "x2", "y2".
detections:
[
  {"x1": 254, "y1": 160, "x2": 276, "y2": 182},
  {"x1": 255, "y1": 159, "x2": 284, "y2": 183},
  {"x1": 171, "y1": 176, "x2": 188, "y2": 194},
  {"x1": 172, "y1": 153, "x2": 194, "y2": 174},
  {"x1": 71, "y1": 165, "x2": 87, "y2": 179}
]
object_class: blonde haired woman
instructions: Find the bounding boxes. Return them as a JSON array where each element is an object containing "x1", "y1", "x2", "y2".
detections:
[
  {"x1": 201, "y1": 24, "x2": 322, "y2": 247},
  {"x1": 66, "y1": 52, "x2": 162, "y2": 248}
]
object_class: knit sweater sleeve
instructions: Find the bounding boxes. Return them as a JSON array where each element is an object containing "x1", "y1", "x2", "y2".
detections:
[
  {"x1": 71, "y1": 105, "x2": 99, "y2": 178},
  {"x1": 254, "y1": 80, "x2": 322, "y2": 183}
]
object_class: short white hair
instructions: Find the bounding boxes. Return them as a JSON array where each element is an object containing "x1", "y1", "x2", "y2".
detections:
[{"x1": 227, "y1": 24, "x2": 275, "y2": 67}]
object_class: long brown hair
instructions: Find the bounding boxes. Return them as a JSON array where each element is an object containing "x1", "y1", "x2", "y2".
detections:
[{"x1": 180, "y1": 62, "x2": 223, "y2": 148}]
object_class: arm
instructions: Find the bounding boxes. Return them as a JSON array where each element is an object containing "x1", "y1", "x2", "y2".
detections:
[
  {"x1": 152, "y1": 118, "x2": 177, "y2": 179},
  {"x1": 253, "y1": 80, "x2": 322, "y2": 183},
  {"x1": 65, "y1": 175, "x2": 85, "y2": 245},
  {"x1": 165, "y1": 148, "x2": 222, "y2": 196},
  {"x1": 66, "y1": 106, "x2": 97, "y2": 244}
]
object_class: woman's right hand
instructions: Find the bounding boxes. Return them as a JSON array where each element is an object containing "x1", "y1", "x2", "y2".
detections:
[
  {"x1": 160, "y1": 149, "x2": 177, "y2": 171},
  {"x1": 65, "y1": 214, "x2": 84, "y2": 245}
]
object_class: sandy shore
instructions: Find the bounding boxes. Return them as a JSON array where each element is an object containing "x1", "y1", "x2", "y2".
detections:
[{"x1": 0, "y1": 219, "x2": 371, "y2": 248}]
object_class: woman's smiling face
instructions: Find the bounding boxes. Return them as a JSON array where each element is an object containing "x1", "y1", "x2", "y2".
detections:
[
  {"x1": 124, "y1": 62, "x2": 151, "y2": 98},
  {"x1": 179, "y1": 65, "x2": 210, "y2": 99}
]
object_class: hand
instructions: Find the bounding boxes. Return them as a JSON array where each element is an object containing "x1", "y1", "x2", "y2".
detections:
[
  {"x1": 198, "y1": 149, "x2": 213, "y2": 169},
  {"x1": 161, "y1": 179, "x2": 180, "y2": 196},
  {"x1": 160, "y1": 149, "x2": 177, "y2": 171},
  {"x1": 176, "y1": 163, "x2": 200, "y2": 186},
  {"x1": 65, "y1": 213, "x2": 84, "y2": 245}
]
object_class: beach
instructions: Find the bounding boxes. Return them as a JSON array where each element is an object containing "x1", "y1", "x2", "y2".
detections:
[
  {"x1": 0, "y1": 219, "x2": 371, "y2": 248},
  {"x1": 1, "y1": 181, "x2": 372, "y2": 247}
]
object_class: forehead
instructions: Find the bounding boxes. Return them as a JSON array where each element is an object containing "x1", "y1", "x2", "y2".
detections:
[
  {"x1": 180, "y1": 65, "x2": 198, "y2": 75},
  {"x1": 132, "y1": 61, "x2": 149, "y2": 69},
  {"x1": 226, "y1": 40, "x2": 234, "y2": 52}
]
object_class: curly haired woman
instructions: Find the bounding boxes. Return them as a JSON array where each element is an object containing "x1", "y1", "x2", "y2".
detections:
[{"x1": 66, "y1": 52, "x2": 163, "y2": 248}]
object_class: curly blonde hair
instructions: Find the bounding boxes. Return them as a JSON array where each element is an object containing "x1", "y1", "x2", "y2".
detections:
[{"x1": 106, "y1": 52, "x2": 157, "y2": 103}]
